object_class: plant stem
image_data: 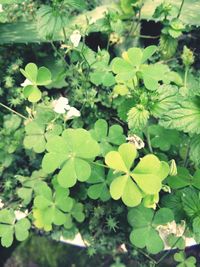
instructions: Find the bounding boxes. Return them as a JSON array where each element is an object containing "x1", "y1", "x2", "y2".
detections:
[
  {"x1": 90, "y1": 161, "x2": 110, "y2": 169},
  {"x1": 183, "y1": 142, "x2": 190, "y2": 167},
  {"x1": 177, "y1": 0, "x2": 185, "y2": 18},
  {"x1": 0, "y1": 103, "x2": 27, "y2": 120},
  {"x1": 146, "y1": 127, "x2": 153, "y2": 153},
  {"x1": 184, "y1": 66, "x2": 189, "y2": 88},
  {"x1": 62, "y1": 27, "x2": 67, "y2": 43}
]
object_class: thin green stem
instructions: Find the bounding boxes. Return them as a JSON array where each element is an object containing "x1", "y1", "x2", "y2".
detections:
[
  {"x1": 90, "y1": 161, "x2": 110, "y2": 169},
  {"x1": 146, "y1": 127, "x2": 153, "y2": 154},
  {"x1": 62, "y1": 27, "x2": 67, "y2": 43},
  {"x1": 177, "y1": 0, "x2": 185, "y2": 18},
  {"x1": 183, "y1": 142, "x2": 190, "y2": 167},
  {"x1": 184, "y1": 66, "x2": 189, "y2": 88},
  {"x1": 0, "y1": 103, "x2": 27, "y2": 120}
]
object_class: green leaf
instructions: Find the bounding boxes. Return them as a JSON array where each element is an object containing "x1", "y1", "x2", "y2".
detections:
[
  {"x1": 23, "y1": 85, "x2": 42, "y2": 103},
  {"x1": 148, "y1": 125, "x2": 180, "y2": 151},
  {"x1": 127, "y1": 105, "x2": 149, "y2": 132},
  {"x1": 141, "y1": 64, "x2": 170, "y2": 91},
  {"x1": 150, "y1": 85, "x2": 179, "y2": 118},
  {"x1": 0, "y1": 209, "x2": 30, "y2": 247},
  {"x1": 167, "y1": 168, "x2": 200, "y2": 193},
  {"x1": 21, "y1": 63, "x2": 38, "y2": 83},
  {"x1": 105, "y1": 143, "x2": 169, "y2": 207},
  {"x1": 37, "y1": 67, "x2": 52, "y2": 85},
  {"x1": 42, "y1": 128, "x2": 100, "y2": 188},
  {"x1": 160, "y1": 97, "x2": 200, "y2": 134},
  {"x1": 189, "y1": 135, "x2": 200, "y2": 168},
  {"x1": 90, "y1": 119, "x2": 126, "y2": 156},
  {"x1": 128, "y1": 205, "x2": 173, "y2": 254},
  {"x1": 87, "y1": 164, "x2": 112, "y2": 201},
  {"x1": 33, "y1": 186, "x2": 73, "y2": 230}
]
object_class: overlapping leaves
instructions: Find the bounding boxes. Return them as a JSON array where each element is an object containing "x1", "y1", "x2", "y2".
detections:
[
  {"x1": 42, "y1": 128, "x2": 100, "y2": 188},
  {"x1": 33, "y1": 185, "x2": 74, "y2": 231},
  {"x1": 90, "y1": 119, "x2": 126, "y2": 156},
  {"x1": 87, "y1": 162, "x2": 115, "y2": 201},
  {"x1": 111, "y1": 45, "x2": 173, "y2": 91},
  {"x1": 128, "y1": 205, "x2": 174, "y2": 254},
  {"x1": 105, "y1": 143, "x2": 169, "y2": 207}
]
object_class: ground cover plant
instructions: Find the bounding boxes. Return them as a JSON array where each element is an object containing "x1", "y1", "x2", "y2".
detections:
[{"x1": 0, "y1": 0, "x2": 200, "y2": 266}]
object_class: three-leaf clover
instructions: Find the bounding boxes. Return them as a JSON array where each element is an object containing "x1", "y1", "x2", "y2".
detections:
[
  {"x1": 33, "y1": 185, "x2": 73, "y2": 231},
  {"x1": 105, "y1": 143, "x2": 169, "y2": 207},
  {"x1": 89, "y1": 50, "x2": 115, "y2": 87},
  {"x1": 0, "y1": 209, "x2": 31, "y2": 247},
  {"x1": 174, "y1": 251, "x2": 196, "y2": 267},
  {"x1": 24, "y1": 121, "x2": 62, "y2": 153},
  {"x1": 90, "y1": 119, "x2": 126, "y2": 156},
  {"x1": 42, "y1": 128, "x2": 100, "y2": 188},
  {"x1": 16, "y1": 170, "x2": 47, "y2": 205},
  {"x1": 128, "y1": 205, "x2": 174, "y2": 254},
  {"x1": 112, "y1": 46, "x2": 157, "y2": 83},
  {"x1": 87, "y1": 162, "x2": 115, "y2": 201},
  {"x1": 20, "y1": 63, "x2": 52, "y2": 102}
]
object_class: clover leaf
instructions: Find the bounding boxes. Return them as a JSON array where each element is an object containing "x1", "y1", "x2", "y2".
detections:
[
  {"x1": 148, "y1": 125, "x2": 181, "y2": 151},
  {"x1": 105, "y1": 143, "x2": 169, "y2": 207},
  {"x1": 87, "y1": 162, "x2": 115, "y2": 201},
  {"x1": 16, "y1": 170, "x2": 47, "y2": 206},
  {"x1": 0, "y1": 209, "x2": 31, "y2": 247},
  {"x1": 174, "y1": 251, "x2": 196, "y2": 267},
  {"x1": 42, "y1": 128, "x2": 100, "y2": 188},
  {"x1": 24, "y1": 120, "x2": 62, "y2": 153},
  {"x1": 20, "y1": 63, "x2": 52, "y2": 102},
  {"x1": 33, "y1": 185, "x2": 73, "y2": 231},
  {"x1": 112, "y1": 46, "x2": 157, "y2": 83},
  {"x1": 64, "y1": 201, "x2": 85, "y2": 229},
  {"x1": 90, "y1": 119, "x2": 126, "y2": 156},
  {"x1": 128, "y1": 205, "x2": 174, "y2": 254},
  {"x1": 89, "y1": 50, "x2": 115, "y2": 87},
  {"x1": 167, "y1": 167, "x2": 200, "y2": 190}
]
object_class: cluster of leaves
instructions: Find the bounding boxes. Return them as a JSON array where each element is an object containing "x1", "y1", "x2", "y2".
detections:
[{"x1": 1, "y1": 1, "x2": 200, "y2": 266}]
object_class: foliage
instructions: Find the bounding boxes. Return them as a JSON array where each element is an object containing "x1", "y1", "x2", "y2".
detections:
[
  {"x1": 0, "y1": 1, "x2": 200, "y2": 266},
  {"x1": 128, "y1": 205, "x2": 174, "y2": 254}
]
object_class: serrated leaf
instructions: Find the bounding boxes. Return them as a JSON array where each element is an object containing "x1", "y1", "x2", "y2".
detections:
[
  {"x1": 127, "y1": 105, "x2": 149, "y2": 132},
  {"x1": 160, "y1": 97, "x2": 200, "y2": 134}
]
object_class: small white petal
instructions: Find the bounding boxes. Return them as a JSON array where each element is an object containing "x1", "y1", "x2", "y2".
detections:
[
  {"x1": 14, "y1": 210, "x2": 28, "y2": 220},
  {"x1": 21, "y1": 79, "x2": 33, "y2": 87},
  {"x1": 52, "y1": 97, "x2": 70, "y2": 114},
  {"x1": 0, "y1": 4, "x2": 3, "y2": 13},
  {"x1": 0, "y1": 199, "x2": 4, "y2": 209},
  {"x1": 70, "y1": 30, "x2": 81, "y2": 47},
  {"x1": 66, "y1": 107, "x2": 81, "y2": 120}
]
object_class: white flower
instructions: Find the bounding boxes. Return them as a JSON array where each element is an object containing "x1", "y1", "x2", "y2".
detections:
[
  {"x1": 126, "y1": 134, "x2": 145, "y2": 149},
  {"x1": 0, "y1": 199, "x2": 4, "y2": 209},
  {"x1": 21, "y1": 78, "x2": 33, "y2": 87},
  {"x1": 52, "y1": 97, "x2": 70, "y2": 114},
  {"x1": 14, "y1": 210, "x2": 28, "y2": 220},
  {"x1": 70, "y1": 30, "x2": 81, "y2": 47},
  {"x1": 65, "y1": 107, "x2": 81, "y2": 120},
  {"x1": 0, "y1": 4, "x2": 3, "y2": 13}
]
